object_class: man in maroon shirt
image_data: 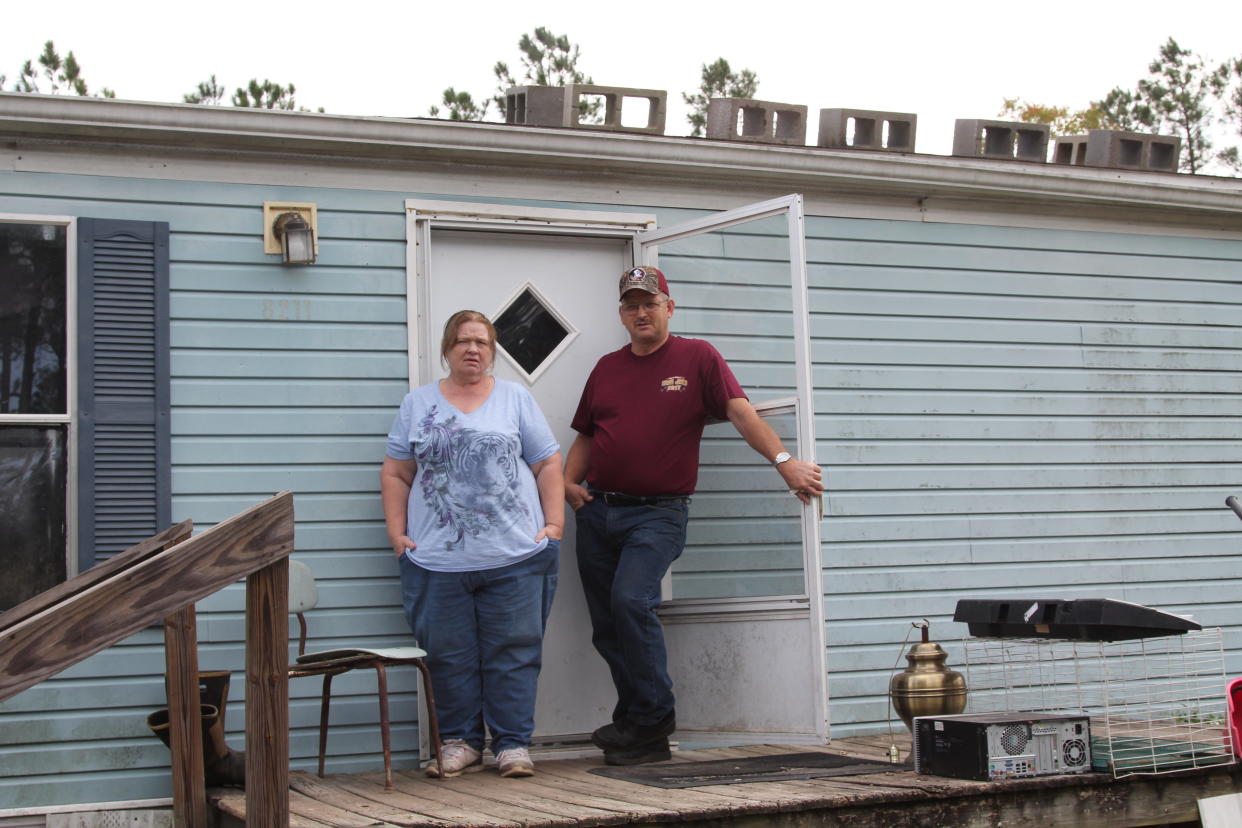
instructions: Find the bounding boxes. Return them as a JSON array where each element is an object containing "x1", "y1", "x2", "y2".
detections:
[{"x1": 565, "y1": 266, "x2": 823, "y2": 765}]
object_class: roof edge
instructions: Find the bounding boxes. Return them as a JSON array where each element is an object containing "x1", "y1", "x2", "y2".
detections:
[{"x1": 2, "y1": 93, "x2": 1241, "y2": 218}]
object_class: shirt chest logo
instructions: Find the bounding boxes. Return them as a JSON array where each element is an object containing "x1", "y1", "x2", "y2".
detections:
[{"x1": 660, "y1": 376, "x2": 688, "y2": 392}]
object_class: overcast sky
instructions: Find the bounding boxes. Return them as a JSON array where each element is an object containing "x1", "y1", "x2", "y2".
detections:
[{"x1": 4, "y1": 0, "x2": 1241, "y2": 164}]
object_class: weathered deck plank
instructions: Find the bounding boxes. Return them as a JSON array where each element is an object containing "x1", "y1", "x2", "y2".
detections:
[
  {"x1": 288, "y1": 788, "x2": 388, "y2": 828},
  {"x1": 532, "y1": 757, "x2": 750, "y2": 818},
  {"x1": 401, "y1": 768, "x2": 635, "y2": 827},
  {"x1": 388, "y1": 769, "x2": 590, "y2": 826},
  {"x1": 290, "y1": 772, "x2": 459, "y2": 827},
  {"x1": 209, "y1": 739, "x2": 1242, "y2": 828},
  {"x1": 509, "y1": 774, "x2": 680, "y2": 822}
]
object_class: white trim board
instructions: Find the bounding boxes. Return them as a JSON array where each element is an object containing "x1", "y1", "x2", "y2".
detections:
[{"x1": 3, "y1": 95, "x2": 1242, "y2": 240}]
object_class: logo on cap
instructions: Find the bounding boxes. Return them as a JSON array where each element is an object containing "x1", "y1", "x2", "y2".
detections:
[{"x1": 619, "y1": 266, "x2": 667, "y2": 298}]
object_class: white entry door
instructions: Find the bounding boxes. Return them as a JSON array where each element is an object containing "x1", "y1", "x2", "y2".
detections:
[
  {"x1": 408, "y1": 205, "x2": 648, "y2": 743},
  {"x1": 406, "y1": 196, "x2": 826, "y2": 747}
]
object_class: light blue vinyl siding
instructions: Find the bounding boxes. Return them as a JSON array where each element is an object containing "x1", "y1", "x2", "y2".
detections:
[
  {"x1": 0, "y1": 172, "x2": 419, "y2": 808},
  {"x1": 2, "y1": 166, "x2": 1240, "y2": 809},
  {"x1": 804, "y1": 215, "x2": 1242, "y2": 736},
  {"x1": 656, "y1": 215, "x2": 806, "y2": 602}
]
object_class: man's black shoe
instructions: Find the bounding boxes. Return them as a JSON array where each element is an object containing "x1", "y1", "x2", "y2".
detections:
[
  {"x1": 590, "y1": 711, "x2": 676, "y2": 750},
  {"x1": 603, "y1": 736, "x2": 671, "y2": 766}
]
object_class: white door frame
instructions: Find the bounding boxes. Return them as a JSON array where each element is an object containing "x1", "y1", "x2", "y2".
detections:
[
  {"x1": 637, "y1": 194, "x2": 829, "y2": 743},
  {"x1": 404, "y1": 194, "x2": 828, "y2": 747},
  {"x1": 405, "y1": 200, "x2": 655, "y2": 386}
]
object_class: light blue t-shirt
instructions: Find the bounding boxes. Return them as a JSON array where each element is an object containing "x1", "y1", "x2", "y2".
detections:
[{"x1": 386, "y1": 378, "x2": 559, "y2": 572}]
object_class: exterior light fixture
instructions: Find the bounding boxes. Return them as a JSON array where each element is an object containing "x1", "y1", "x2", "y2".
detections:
[
  {"x1": 262, "y1": 201, "x2": 318, "y2": 264},
  {"x1": 274, "y1": 211, "x2": 316, "y2": 264}
]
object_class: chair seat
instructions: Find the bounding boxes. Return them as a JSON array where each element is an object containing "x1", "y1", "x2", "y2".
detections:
[{"x1": 295, "y1": 647, "x2": 428, "y2": 669}]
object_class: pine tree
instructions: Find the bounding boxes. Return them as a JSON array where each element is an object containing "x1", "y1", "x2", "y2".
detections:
[
  {"x1": 427, "y1": 27, "x2": 598, "y2": 122},
  {"x1": 1096, "y1": 38, "x2": 1226, "y2": 174},
  {"x1": 232, "y1": 79, "x2": 299, "y2": 110},
  {"x1": 9, "y1": 41, "x2": 113, "y2": 98},
  {"x1": 429, "y1": 88, "x2": 489, "y2": 120},
  {"x1": 683, "y1": 58, "x2": 758, "y2": 137},
  {"x1": 184, "y1": 75, "x2": 226, "y2": 105}
]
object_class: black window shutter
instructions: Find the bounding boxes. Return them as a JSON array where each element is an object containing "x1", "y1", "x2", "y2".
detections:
[{"x1": 76, "y1": 218, "x2": 171, "y2": 571}]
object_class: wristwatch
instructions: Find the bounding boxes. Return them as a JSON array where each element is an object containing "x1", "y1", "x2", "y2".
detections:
[{"x1": 773, "y1": 451, "x2": 792, "y2": 466}]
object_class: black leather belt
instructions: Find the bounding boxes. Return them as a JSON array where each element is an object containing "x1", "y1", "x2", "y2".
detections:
[{"x1": 591, "y1": 490, "x2": 690, "y2": 507}]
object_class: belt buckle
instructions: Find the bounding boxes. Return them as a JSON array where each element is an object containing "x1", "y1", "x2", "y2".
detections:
[{"x1": 603, "y1": 491, "x2": 639, "y2": 507}]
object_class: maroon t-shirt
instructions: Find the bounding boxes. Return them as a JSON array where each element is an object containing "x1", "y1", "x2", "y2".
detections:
[{"x1": 571, "y1": 335, "x2": 746, "y2": 496}]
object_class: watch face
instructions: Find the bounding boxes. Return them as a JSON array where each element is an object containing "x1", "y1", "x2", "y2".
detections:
[{"x1": 774, "y1": 452, "x2": 792, "y2": 465}]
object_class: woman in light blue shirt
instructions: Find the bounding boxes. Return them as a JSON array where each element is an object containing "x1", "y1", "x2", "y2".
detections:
[{"x1": 381, "y1": 310, "x2": 563, "y2": 779}]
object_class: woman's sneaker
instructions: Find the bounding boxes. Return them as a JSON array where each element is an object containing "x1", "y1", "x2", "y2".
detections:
[
  {"x1": 425, "y1": 739, "x2": 483, "y2": 778},
  {"x1": 496, "y1": 746, "x2": 535, "y2": 778}
]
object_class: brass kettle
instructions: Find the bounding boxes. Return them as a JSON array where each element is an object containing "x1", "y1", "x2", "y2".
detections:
[{"x1": 889, "y1": 621, "x2": 967, "y2": 731}]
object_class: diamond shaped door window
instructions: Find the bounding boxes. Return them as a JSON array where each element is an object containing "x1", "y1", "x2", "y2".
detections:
[{"x1": 492, "y1": 283, "x2": 578, "y2": 383}]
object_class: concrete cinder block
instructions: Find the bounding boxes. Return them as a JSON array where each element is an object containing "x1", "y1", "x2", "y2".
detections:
[
  {"x1": 566, "y1": 84, "x2": 667, "y2": 135},
  {"x1": 818, "y1": 109, "x2": 917, "y2": 152},
  {"x1": 1052, "y1": 134, "x2": 1089, "y2": 166},
  {"x1": 706, "y1": 98, "x2": 808, "y2": 145},
  {"x1": 504, "y1": 85, "x2": 667, "y2": 135},
  {"x1": 504, "y1": 86, "x2": 567, "y2": 127},
  {"x1": 953, "y1": 119, "x2": 1049, "y2": 162},
  {"x1": 1052, "y1": 130, "x2": 1181, "y2": 172}
]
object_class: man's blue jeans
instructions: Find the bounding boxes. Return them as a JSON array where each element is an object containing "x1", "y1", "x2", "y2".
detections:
[
  {"x1": 574, "y1": 497, "x2": 689, "y2": 727},
  {"x1": 399, "y1": 541, "x2": 558, "y2": 753}
]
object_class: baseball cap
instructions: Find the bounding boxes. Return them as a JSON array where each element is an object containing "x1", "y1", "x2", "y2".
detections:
[{"x1": 619, "y1": 266, "x2": 670, "y2": 298}]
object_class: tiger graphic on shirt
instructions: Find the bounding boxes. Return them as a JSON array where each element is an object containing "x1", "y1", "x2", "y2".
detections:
[{"x1": 416, "y1": 405, "x2": 530, "y2": 549}]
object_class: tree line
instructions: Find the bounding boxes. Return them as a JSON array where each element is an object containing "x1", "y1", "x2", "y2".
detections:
[
  {"x1": 425, "y1": 26, "x2": 756, "y2": 137},
  {"x1": 2, "y1": 41, "x2": 314, "y2": 111},
  {"x1": 7, "y1": 34, "x2": 1241, "y2": 173},
  {"x1": 2, "y1": 33, "x2": 755, "y2": 137},
  {"x1": 1001, "y1": 38, "x2": 1242, "y2": 174}
]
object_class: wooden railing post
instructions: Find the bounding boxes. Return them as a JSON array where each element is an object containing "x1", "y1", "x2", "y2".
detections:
[
  {"x1": 0, "y1": 492, "x2": 294, "y2": 826},
  {"x1": 245, "y1": 557, "x2": 289, "y2": 826},
  {"x1": 164, "y1": 605, "x2": 208, "y2": 828}
]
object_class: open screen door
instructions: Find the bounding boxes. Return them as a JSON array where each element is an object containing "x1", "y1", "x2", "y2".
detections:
[{"x1": 636, "y1": 194, "x2": 829, "y2": 744}]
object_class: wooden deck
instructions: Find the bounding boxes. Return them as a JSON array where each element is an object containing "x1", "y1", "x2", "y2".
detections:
[{"x1": 210, "y1": 736, "x2": 1242, "y2": 828}]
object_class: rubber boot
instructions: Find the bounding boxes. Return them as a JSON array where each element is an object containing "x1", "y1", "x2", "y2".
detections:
[
  {"x1": 146, "y1": 672, "x2": 247, "y2": 787},
  {"x1": 196, "y1": 671, "x2": 246, "y2": 787},
  {"x1": 200, "y1": 705, "x2": 247, "y2": 786},
  {"x1": 147, "y1": 703, "x2": 216, "y2": 750}
]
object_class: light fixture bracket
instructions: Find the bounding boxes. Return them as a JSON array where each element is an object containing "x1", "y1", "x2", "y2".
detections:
[{"x1": 262, "y1": 201, "x2": 318, "y2": 256}]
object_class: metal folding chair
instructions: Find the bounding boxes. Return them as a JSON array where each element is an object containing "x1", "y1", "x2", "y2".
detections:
[{"x1": 286, "y1": 559, "x2": 442, "y2": 788}]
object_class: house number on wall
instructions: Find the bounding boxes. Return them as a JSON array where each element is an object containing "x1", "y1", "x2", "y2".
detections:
[{"x1": 262, "y1": 299, "x2": 312, "y2": 321}]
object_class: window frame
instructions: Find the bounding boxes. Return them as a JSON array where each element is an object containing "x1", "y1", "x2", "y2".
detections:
[{"x1": 0, "y1": 213, "x2": 78, "y2": 580}]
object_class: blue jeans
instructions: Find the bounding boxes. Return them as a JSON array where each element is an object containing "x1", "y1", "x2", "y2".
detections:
[
  {"x1": 399, "y1": 541, "x2": 558, "y2": 753},
  {"x1": 574, "y1": 497, "x2": 689, "y2": 727}
]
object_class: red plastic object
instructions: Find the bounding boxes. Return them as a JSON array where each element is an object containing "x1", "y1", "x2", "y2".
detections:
[{"x1": 1228, "y1": 677, "x2": 1242, "y2": 759}]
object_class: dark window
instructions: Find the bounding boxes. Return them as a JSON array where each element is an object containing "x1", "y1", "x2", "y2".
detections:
[
  {"x1": 494, "y1": 286, "x2": 570, "y2": 377},
  {"x1": 0, "y1": 223, "x2": 66, "y2": 414},
  {"x1": 0, "y1": 217, "x2": 169, "y2": 611},
  {"x1": 0, "y1": 426, "x2": 67, "y2": 608},
  {"x1": 0, "y1": 222, "x2": 68, "y2": 611}
]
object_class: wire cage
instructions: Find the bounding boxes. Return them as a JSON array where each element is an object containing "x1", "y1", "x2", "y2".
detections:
[{"x1": 962, "y1": 629, "x2": 1235, "y2": 778}]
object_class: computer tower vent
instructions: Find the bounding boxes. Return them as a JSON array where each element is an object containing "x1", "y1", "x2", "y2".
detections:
[
  {"x1": 999, "y1": 725, "x2": 1029, "y2": 755},
  {"x1": 1063, "y1": 738, "x2": 1088, "y2": 767},
  {"x1": 913, "y1": 712, "x2": 1092, "y2": 781}
]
